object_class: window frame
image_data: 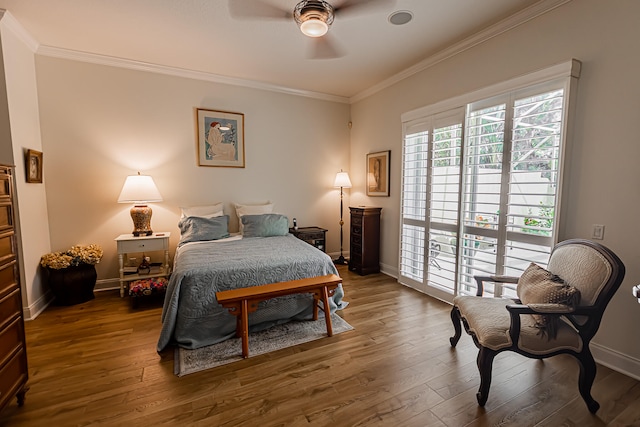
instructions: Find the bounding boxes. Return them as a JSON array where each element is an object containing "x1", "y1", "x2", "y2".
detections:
[{"x1": 399, "y1": 60, "x2": 581, "y2": 302}]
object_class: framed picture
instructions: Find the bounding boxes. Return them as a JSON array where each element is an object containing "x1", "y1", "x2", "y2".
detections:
[
  {"x1": 25, "y1": 149, "x2": 43, "y2": 183},
  {"x1": 366, "y1": 150, "x2": 390, "y2": 197},
  {"x1": 195, "y1": 108, "x2": 245, "y2": 168}
]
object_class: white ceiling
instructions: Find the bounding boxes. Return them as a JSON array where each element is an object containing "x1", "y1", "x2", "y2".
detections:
[{"x1": 0, "y1": 0, "x2": 558, "y2": 100}]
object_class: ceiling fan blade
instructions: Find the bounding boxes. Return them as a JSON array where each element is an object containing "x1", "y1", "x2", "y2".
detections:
[
  {"x1": 228, "y1": 0, "x2": 292, "y2": 20},
  {"x1": 308, "y1": 34, "x2": 344, "y2": 60},
  {"x1": 334, "y1": 0, "x2": 397, "y2": 17}
]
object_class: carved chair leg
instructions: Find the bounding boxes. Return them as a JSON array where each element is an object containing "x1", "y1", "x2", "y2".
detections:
[
  {"x1": 577, "y1": 349, "x2": 600, "y2": 413},
  {"x1": 450, "y1": 306, "x2": 462, "y2": 347},
  {"x1": 476, "y1": 346, "x2": 496, "y2": 407}
]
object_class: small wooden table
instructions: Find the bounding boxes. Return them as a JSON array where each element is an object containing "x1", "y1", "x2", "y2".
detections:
[
  {"x1": 115, "y1": 232, "x2": 171, "y2": 297},
  {"x1": 216, "y1": 274, "x2": 342, "y2": 358}
]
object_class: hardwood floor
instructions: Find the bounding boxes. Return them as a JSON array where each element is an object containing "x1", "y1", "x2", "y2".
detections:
[{"x1": 1, "y1": 265, "x2": 639, "y2": 426}]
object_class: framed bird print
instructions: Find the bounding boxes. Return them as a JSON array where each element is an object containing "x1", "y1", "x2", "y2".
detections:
[{"x1": 195, "y1": 108, "x2": 245, "y2": 168}]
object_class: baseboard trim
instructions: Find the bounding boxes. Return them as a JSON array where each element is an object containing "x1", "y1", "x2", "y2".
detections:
[
  {"x1": 591, "y1": 342, "x2": 640, "y2": 381},
  {"x1": 23, "y1": 290, "x2": 54, "y2": 320},
  {"x1": 379, "y1": 262, "x2": 398, "y2": 279},
  {"x1": 96, "y1": 277, "x2": 120, "y2": 291}
]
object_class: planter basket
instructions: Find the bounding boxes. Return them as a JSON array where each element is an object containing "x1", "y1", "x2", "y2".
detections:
[{"x1": 46, "y1": 264, "x2": 97, "y2": 306}]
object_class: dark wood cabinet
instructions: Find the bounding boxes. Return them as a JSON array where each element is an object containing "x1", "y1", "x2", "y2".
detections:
[
  {"x1": 348, "y1": 207, "x2": 381, "y2": 275},
  {"x1": 289, "y1": 227, "x2": 327, "y2": 252},
  {"x1": 0, "y1": 165, "x2": 28, "y2": 413}
]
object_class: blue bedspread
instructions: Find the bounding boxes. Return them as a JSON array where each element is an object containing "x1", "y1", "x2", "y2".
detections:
[{"x1": 157, "y1": 234, "x2": 345, "y2": 351}]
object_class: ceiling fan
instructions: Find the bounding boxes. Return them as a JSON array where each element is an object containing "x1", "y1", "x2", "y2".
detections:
[{"x1": 229, "y1": 0, "x2": 396, "y2": 59}]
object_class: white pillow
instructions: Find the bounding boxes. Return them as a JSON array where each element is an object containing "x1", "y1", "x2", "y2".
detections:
[
  {"x1": 234, "y1": 202, "x2": 274, "y2": 233},
  {"x1": 180, "y1": 203, "x2": 224, "y2": 219}
]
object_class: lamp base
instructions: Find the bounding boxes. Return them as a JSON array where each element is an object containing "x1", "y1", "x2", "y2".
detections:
[
  {"x1": 130, "y1": 205, "x2": 153, "y2": 237},
  {"x1": 333, "y1": 255, "x2": 348, "y2": 265}
]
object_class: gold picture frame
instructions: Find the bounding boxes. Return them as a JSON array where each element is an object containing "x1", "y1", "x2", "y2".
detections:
[
  {"x1": 366, "y1": 150, "x2": 390, "y2": 197},
  {"x1": 25, "y1": 149, "x2": 43, "y2": 183},
  {"x1": 195, "y1": 108, "x2": 245, "y2": 168}
]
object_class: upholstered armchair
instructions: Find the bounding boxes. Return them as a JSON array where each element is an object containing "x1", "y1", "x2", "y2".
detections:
[{"x1": 449, "y1": 239, "x2": 625, "y2": 413}]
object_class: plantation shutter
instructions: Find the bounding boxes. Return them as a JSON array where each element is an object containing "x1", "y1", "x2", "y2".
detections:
[
  {"x1": 399, "y1": 60, "x2": 580, "y2": 301},
  {"x1": 425, "y1": 110, "x2": 464, "y2": 300},
  {"x1": 399, "y1": 120, "x2": 429, "y2": 286}
]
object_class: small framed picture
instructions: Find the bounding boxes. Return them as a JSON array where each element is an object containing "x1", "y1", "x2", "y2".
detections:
[
  {"x1": 195, "y1": 108, "x2": 245, "y2": 168},
  {"x1": 25, "y1": 149, "x2": 43, "y2": 183},
  {"x1": 366, "y1": 150, "x2": 390, "y2": 197}
]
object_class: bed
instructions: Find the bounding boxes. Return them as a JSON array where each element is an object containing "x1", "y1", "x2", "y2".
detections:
[{"x1": 157, "y1": 229, "x2": 345, "y2": 351}]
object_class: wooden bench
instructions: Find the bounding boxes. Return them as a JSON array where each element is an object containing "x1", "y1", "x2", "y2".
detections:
[{"x1": 216, "y1": 274, "x2": 342, "y2": 358}]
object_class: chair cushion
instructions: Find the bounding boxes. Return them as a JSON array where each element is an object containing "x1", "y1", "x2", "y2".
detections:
[
  {"x1": 517, "y1": 263, "x2": 581, "y2": 338},
  {"x1": 454, "y1": 295, "x2": 583, "y2": 354}
]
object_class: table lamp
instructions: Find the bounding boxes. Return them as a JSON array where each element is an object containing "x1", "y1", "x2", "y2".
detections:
[{"x1": 117, "y1": 172, "x2": 163, "y2": 236}]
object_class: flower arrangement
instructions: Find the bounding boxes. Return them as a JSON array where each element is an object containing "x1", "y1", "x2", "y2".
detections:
[{"x1": 40, "y1": 244, "x2": 104, "y2": 270}]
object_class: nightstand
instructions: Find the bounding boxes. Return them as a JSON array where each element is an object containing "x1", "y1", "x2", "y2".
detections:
[
  {"x1": 289, "y1": 227, "x2": 327, "y2": 252},
  {"x1": 115, "y1": 232, "x2": 171, "y2": 297}
]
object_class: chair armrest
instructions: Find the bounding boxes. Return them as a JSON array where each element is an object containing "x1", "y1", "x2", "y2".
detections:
[
  {"x1": 492, "y1": 275, "x2": 520, "y2": 284},
  {"x1": 473, "y1": 275, "x2": 520, "y2": 297},
  {"x1": 505, "y1": 302, "x2": 579, "y2": 344},
  {"x1": 507, "y1": 303, "x2": 575, "y2": 314}
]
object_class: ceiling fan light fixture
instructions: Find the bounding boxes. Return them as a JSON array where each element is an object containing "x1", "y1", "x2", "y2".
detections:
[
  {"x1": 294, "y1": 0, "x2": 334, "y2": 38},
  {"x1": 300, "y1": 19, "x2": 328, "y2": 37}
]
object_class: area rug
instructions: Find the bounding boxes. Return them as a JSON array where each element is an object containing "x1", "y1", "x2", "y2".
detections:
[{"x1": 174, "y1": 314, "x2": 354, "y2": 376}]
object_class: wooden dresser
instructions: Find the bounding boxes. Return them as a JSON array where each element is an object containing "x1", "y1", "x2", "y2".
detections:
[
  {"x1": 0, "y1": 165, "x2": 28, "y2": 412},
  {"x1": 348, "y1": 207, "x2": 381, "y2": 275}
]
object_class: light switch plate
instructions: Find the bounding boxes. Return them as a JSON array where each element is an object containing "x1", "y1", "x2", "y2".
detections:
[{"x1": 592, "y1": 224, "x2": 605, "y2": 240}]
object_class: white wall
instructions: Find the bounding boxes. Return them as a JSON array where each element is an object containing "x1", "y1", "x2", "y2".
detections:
[
  {"x1": 0, "y1": 13, "x2": 51, "y2": 318},
  {"x1": 33, "y1": 57, "x2": 351, "y2": 286},
  {"x1": 350, "y1": 0, "x2": 640, "y2": 376}
]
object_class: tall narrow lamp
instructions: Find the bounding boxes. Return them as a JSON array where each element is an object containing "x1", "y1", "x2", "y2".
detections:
[
  {"x1": 333, "y1": 170, "x2": 352, "y2": 265},
  {"x1": 117, "y1": 172, "x2": 163, "y2": 237}
]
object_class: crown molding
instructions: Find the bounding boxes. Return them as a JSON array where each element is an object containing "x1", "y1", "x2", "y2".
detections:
[
  {"x1": 0, "y1": 10, "x2": 39, "y2": 53},
  {"x1": 36, "y1": 45, "x2": 350, "y2": 104},
  {"x1": 350, "y1": 0, "x2": 572, "y2": 104},
  {"x1": 2, "y1": 0, "x2": 570, "y2": 106}
]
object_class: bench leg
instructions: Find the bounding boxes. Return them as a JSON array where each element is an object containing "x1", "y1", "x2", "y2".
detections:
[
  {"x1": 322, "y1": 285, "x2": 333, "y2": 337},
  {"x1": 241, "y1": 299, "x2": 249, "y2": 358}
]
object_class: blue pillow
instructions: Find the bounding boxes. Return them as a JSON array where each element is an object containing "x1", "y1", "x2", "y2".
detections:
[
  {"x1": 241, "y1": 214, "x2": 289, "y2": 237},
  {"x1": 178, "y1": 215, "x2": 230, "y2": 246}
]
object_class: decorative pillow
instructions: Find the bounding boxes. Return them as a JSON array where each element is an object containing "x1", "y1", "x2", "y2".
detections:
[
  {"x1": 234, "y1": 202, "x2": 274, "y2": 232},
  {"x1": 517, "y1": 262, "x2": 581, "y2": 339},
  {"x1": 178, "y1": 215, "x2": 230, "y2": 246},
  {"x1": 241, "y1": 214, "x2": 289, "y2": 238},
  {"x1": 180, "y1": 203, "x2": 224, "y2": 219}
]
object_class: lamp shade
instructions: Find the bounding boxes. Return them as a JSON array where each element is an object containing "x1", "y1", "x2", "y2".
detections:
[
  {"x1": 333, "y1": 171, "x2": 352, "y2": 188},
  {"x1": 300, "y1": 19, "x2": 328, "y2": 37},
  {"x1": 117, "y1": 173, "x2": 163, "y2": 203}
]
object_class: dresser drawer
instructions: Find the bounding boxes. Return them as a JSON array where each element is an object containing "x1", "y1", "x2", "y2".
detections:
[
  {"x1": 301, "y1": 231, "x2": 325, "y2": 240},
  {"x1": 0, "y1": 171, "x2": 10, "y2": 199},
  {"x1": 0, "y1": 288, "x2": 20, "y2": 330},
  {"x1": 351, "y1": 234, "x2": 362, "y2": 245},
  {"x1": 0, "y1": 348, "x2": 27, "y2": 409},
  {"x1": 0, "y1": 202, "x2": 12, "y2": 233},
  {"x1": 0, "y1": 231, "x2": 15, "y2": 264},
  {"x1": 351, "y1": 226, "x2": 361, "y2": 236},
  {"x1": 117, "y1": 237, "x2": 168, "y2": 253},
  {"x1": 0, "y1": 260, "x2": 17, "y2": 299},
  {"x1": 0, "y1": 317, "x2": 24, "y2": 363},
  {"x1": 351, "y1": 215, "x2": 362, "y2": 226}
]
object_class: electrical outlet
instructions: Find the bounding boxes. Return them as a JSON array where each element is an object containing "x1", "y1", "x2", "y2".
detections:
[{"x1": 592, "y1": 224, "x2": 605, "y2": 240}]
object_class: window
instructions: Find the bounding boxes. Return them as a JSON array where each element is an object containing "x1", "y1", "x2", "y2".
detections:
[{"x1": 399, "y1": 60, "x2": 580, "y2": 302}]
